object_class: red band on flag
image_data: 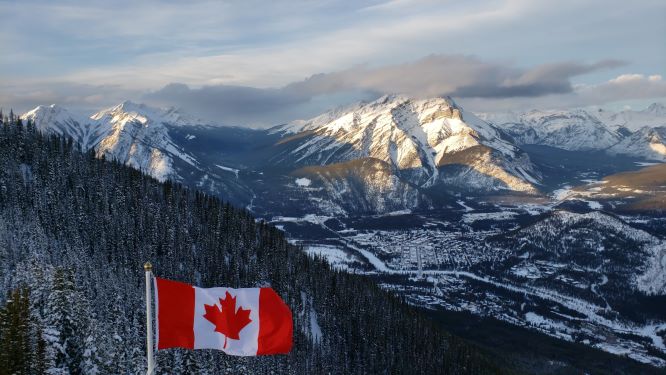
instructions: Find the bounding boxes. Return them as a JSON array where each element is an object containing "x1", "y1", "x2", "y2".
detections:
[
  {"x1": 258, "y1": 288, "x2": 293, "y2": 355},
  {"x1": 155, "y1": 277, "x2": 195, "y2": 349}
]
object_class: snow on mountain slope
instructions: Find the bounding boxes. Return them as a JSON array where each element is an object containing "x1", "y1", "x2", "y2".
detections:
[
  {"x1": 545, "y1": 211, "x2": 666, "y2": 295},
  {"x1": 90, "y1": 101, "x2": 200, "y2": 181},
  {"x1": 21, "y1": 104, "x2": 109, "y2": 149},
  {"x1": 480, "y1": 103, "x2": 666, "y2": 161},
  {"x1": 480, "y1": 109, "x2": 620, "y2": 151},
  {"x1": 607, "y1": 126, "x2": 666, "y2": 161},
  {"x1": 272, "y1": 95, "x2": 539, "y2": 193},
  {"x1": 493, "y1": 210, "x2": 666, "y2": 295},
  {"x1": 22, "y1": 102, "x2": 202, "y2": 181},
  {"x1": 597, "y1": 103, "x2": 666, "y2": 131}
]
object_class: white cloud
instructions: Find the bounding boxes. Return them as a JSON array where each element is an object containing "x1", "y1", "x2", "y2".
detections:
[{"x1": 609, "y1": 74, "x2": 646, "y2": 84}]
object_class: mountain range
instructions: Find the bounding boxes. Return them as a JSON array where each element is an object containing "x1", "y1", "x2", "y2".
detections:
[
  {"x1": 479, "y1": 104, "x2": 666, "y2": 160},
  {"x1": 20, "y1": 97, "x2": 666, "y2": 216}
]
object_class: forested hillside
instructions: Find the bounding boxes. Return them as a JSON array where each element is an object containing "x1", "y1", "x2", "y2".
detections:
[{"x1": 0, "y1": 113, "x2": 506, "y2": 374}]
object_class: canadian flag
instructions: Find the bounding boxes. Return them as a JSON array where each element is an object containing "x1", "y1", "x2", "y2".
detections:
[{"x1": 154, "y1": 277, "x2": 293, "y2": 356}]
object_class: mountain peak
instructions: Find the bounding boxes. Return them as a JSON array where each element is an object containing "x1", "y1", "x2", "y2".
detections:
[
  {"x1": 24, "y1": 103, "x2": 67, "y2": 115},
  {"x1": 274, "y1": 95, "x2": 537, "y2": 192},
  {"x1": 372, "y1": 93, "x2": 411, "y2": 105},
  {"x1": 371, "y1": 94, "x2": 458, "y2": 109},
  {"x1": 21, "y1": 103, "x2": 80, "y2": 125},
  {"x1": 91, "y1": 101, "x2": 163, "y2": 125},
  {"x1": 106, "y1": 100, "x2": 156, "y2": 116},
  {"x1": 116, "y1": 100, "x2": 148, "y2": 112},
  {"x1": 646, "y1": 102, "x2": 666, "y2": 115},
  {"x1": 91, "y1": 101, "x2": 213, "y2": 127}
]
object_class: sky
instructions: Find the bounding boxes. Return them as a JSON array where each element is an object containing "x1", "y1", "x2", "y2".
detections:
[{"x1": 1, "y1": 0, "x2": 665, "y2": 126}]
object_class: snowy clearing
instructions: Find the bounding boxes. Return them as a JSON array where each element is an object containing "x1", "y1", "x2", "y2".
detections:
[{"x1": 295, "y1": 177, "x2": 312, "y2": 187}]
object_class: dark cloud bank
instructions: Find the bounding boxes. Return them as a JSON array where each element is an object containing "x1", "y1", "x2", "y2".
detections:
[
  {"x1": 144, "y1": 55, "x2": 635, "y2": 126},
  {"x1": 8, "y1": 55, "x2": 655, "y2": 127}
]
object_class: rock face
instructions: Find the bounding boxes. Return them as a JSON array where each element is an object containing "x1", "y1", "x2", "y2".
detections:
[
  {"x1": 292, "y1": 158, "x2": 427, "y2": 214},
  {"x1": 271, "y1": 95, "x2": 540, "y2": 194}
]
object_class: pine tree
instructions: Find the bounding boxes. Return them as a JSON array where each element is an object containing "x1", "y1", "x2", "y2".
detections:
[
  {"x1": 33, "y1": 324, "x2": 47, "y2": 375},
  {"x1": 0, "y1": 288, "x2": 35, "y2": 375},
  {"x1": 45, "y1": 269, "x2": 84, "y2": 374}
]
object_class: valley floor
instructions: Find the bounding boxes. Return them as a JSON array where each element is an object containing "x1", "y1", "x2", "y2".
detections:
[{"x1": 268, "y1": 196, "x2": 666, "y2": 369}]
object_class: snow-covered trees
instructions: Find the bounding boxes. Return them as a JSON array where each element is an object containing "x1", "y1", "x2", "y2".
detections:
[
  {"x1": 44, "y1": 268, "x2": 102, "y2": 375},
  {"x1": 0, "y1": 116, "x2": 504, "y2": 374},
  {"x1": 0, "y1": 288, "x2": 32, "y2": 374}
]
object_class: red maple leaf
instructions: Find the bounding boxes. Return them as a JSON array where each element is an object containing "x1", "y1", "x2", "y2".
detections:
[{"x1": 203, "y1": 291, "x2": 252, "y2": 348}]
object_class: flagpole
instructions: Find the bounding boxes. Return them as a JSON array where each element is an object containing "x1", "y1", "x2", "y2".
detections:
[{"x1": 144, "y1": 262, "x2": 155, "y2": 375}]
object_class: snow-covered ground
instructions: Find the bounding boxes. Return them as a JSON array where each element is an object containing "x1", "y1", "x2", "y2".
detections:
[
  {"x1": 295, "y1": 177, "x2": 312, "y2": 187},
  {"x1": 304, "y1": 245, "x2": 357, "y2": 271},
  {"x1": 216, "y1": 164, "x2": 240, "y2": 178},
  {"x1": 272, "y1": 204, "x2": 666, "y2": 367}
]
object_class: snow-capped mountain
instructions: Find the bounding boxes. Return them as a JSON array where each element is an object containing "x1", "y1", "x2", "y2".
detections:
[
  {"x1": 88, "y1": 101, "x2": 200, "y2": 181},
  {"x1": 21, "y1": 104, "x2": 108, "y2": 149},
  {"x1": 20, "y1": 99, "x2": 666, "y2": 216},
  {"x1": 20, "y1": 97, "x2": 543, "y2": 216},
  {"x1": 479, "y1": 109, "x2": 620, "y2": 151},
  {"x1": 597, "y1": 103, "x2": 666, "y2": 131},
  {"x1": 480, "y1": 103, "x2": 666, "y2": 161},
  {"x1": 608, "y1": 126, "x2": 666, "y2": 161},
  {"x1": 272, "y1": 95, "x2": 540, "y2": 194},
  {"x1": 22, "y1": 101, "x2": 204, "y2": 181}
]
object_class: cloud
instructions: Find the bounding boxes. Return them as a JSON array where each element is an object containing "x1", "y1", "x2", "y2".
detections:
[
  {"x1": 2, "y1": 0, "x2": 663, "y2": 92},
  {"x1": 458, "y1": 73, "x2": 666, "y2": 112},
  {"x1": 144, "y1": 83, "x2": 302, "y2": 125},
  {"x1": 0, "y1": 0, "x2": 575, "y2": 89},
  {"x1": 457, "y1": 60, "x2": 625, "y2": 98},
  {"x1": 577, "y1": 74, "x2": 666, "y2": 104},
  {"x1": 143, "y1": 83, "x2": 375, "y2": 126},
  {"x1": 287, "y1": 56, "x2": 626, "y2": 100},
  {"x1": 3, "y1": 53, "x2": 661, "y2": 126},
  {"x1": 144, "y1": 55, "x2": 627, "y2": 126},
  {"x1": 0, "y1": 82, "x2": 141, "y2": 114}
]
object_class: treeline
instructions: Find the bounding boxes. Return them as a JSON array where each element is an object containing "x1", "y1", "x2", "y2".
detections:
[{"x1": 0, "y1": 112, "x2": 508, "y2": 374}]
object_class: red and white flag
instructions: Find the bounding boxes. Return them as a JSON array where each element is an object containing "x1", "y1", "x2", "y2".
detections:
[{"x1": 154, "y1": 277, "x2": 293, "y2": 356}]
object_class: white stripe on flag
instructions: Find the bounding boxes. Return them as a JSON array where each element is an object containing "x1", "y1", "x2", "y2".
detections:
[{"x1": 193, "y1": 287, "x2": 260, "y2": 356}]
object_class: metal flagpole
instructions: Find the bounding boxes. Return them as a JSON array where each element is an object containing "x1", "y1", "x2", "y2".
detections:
[{"x1": 144, "y1": 262, "x2": 155, "y2": 375}]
